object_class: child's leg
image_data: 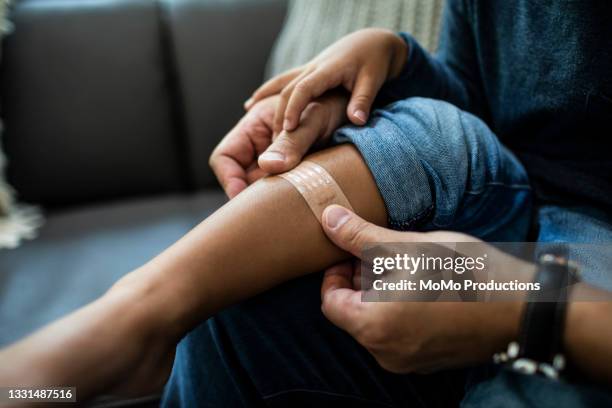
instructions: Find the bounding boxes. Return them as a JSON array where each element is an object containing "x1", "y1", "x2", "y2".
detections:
[{"x1": 0, "y1": 144, "x2": 387, "y2": 398}]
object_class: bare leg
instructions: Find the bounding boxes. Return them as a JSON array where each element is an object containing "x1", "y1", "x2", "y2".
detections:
[{"x1": 0, "y1": 144, "x2": 386, "y2": 399}]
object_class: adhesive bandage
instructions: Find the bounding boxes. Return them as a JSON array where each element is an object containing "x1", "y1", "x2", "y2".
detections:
[{"x1": 279, "y1": 161, "x2": 353, "y2": 223}]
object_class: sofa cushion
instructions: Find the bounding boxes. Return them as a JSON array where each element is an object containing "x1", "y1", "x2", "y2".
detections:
[
  {"x1": 0, "y1": 191, "x2": 226, "y2": 346},
  {"x1": 1, "y1": 0, "x2": 184, "y2": 207},
  {"x1": 165, "y1": 0, "x2": 286, "y2": 189}
]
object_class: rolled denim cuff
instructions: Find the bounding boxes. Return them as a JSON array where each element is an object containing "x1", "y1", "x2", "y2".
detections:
[
  {"x1": 332, "y1": 118, "x2": 433, "y2": 231},
  {"x1": 332, "y1": 97, "x2": 532, "y2": 240}
]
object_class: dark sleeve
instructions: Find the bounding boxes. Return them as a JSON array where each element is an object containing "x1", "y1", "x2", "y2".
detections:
[{"x1": 376, "y1": 0, "x2": 486, "y2": 118}]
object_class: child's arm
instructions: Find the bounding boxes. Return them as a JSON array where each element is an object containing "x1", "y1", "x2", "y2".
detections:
[{"x1": 245, "y1": 28, "x2": 408, "y2": 133}]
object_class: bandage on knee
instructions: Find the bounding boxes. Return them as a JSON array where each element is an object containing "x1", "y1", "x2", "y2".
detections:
[{"x1": 280, "y1": 161, "x2": 353, "y2": 223}]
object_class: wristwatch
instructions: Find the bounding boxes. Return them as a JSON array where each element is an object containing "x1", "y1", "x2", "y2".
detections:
[{"x1": 493, "y1": 249, "x2": 580, "y2": 380}]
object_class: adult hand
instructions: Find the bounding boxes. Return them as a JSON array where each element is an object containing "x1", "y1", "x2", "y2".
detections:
[
  {"x1": 319, "y1": 205, "x2": 530, "y2": 373},
  {"x1": 210, "y1": 93, "x2": 348, "y2": 198}
]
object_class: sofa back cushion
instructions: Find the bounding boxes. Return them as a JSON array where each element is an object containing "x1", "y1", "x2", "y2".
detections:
[
  {"x1": 1, "y1": 0, "x2": 184, "y2": 207},
  {"x1": 1, "y1": 0, "x2": 286, "y2": 207},
  {"x1": 165, "y1": 0, "x2": 286, "y2": 190}
]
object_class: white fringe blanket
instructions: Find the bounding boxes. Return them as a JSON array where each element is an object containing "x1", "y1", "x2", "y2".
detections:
[{"x1": 0, "y1": 0, "x2": 43, "y2": 249}]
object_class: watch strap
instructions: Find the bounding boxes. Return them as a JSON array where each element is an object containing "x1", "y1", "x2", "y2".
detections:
[{"x1": 519, "y1": 258, "x2": 571, "y2": 363}]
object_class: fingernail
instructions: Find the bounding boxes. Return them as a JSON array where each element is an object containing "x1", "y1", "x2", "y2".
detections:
[
  {"x1": 283, "y1": 119, "x2": 292, "y2": 131},
  {"x1": 353, "y1": 110, "x2": 367, "y2": 123},
  {"x1": 244, "y1": 97, "x2": 254, "y2": 108},
  {"x1": 259, "y1": 151, "x2": 285, "y2": 162},
  {"x1": 325, "y1": 206, "x2": 351, "y2": 229}
]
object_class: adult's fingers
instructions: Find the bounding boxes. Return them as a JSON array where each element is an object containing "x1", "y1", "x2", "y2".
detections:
[
  {"x1": 321, "y1": 205, "x2": 423, "y2": 257},
  {"x1": 245, "y1": 67, "x2": 304, "y2": 110},
  {"x1": 209, "y1": 154, "x2": 249, "y2": 199},
  {"x1": 320, "y1": 263, "x2": 365, "y2": 335},
  {"x1": 320, "y1": 261, "x2": 355, "y2": 301},
  {"x1": 346, "y1": 67, "x2": 384, "y2": 125}
]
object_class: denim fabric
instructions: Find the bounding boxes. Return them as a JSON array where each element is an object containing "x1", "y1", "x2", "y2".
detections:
[
  {"x1": 162, "y1": 204, "x2": 612, "y2": 407},
  {"x1": 333, "y1": 97, "x2": 531, "y2": 241},
  {"x1": 534, "y1": 205, "x2": 612, "y2": 290},
  {"x1": 378, "y1": 0, "x2": 612, "y2": 212},
  {"x1": 162, "y1": 272, "x2": 467, "y2": 408},
  {"x1": 461, "y1": 366, "x2": 612, "y2": 408}
]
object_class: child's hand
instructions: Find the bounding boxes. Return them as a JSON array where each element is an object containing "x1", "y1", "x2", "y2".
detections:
[
  {"x1": 210, "y1": 92, "x2": 349, "y2": 198},
  {"x1": 245, "y1": 28, "x2": 408, "y2": 133}
]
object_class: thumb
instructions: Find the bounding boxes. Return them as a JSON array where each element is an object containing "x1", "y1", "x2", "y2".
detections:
[
  {"x1": 258, "y1": 123, "x2": 320, "y2": 174},
  {"x1": 322, "y1": 205, "x2": 405, "y2": 257},
  {"x1": 347, "y1": 68, "x2": 384, "y2": 125}
]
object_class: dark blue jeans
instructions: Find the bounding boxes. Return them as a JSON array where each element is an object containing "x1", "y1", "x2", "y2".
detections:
[{"x1": 163, "y1": 99, "x2": 612, "y2": 407}]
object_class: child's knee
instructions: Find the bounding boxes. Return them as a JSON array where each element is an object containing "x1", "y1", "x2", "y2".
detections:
[
  {"x1": 379, "y1": 97, "x2": 473, "y2": 153},
  {"x1": 330, "y1": 97, "x2": 521, "y2": 231},
  {"x1": 363, "y1": 98, "x2": 476, "y2": 186}
]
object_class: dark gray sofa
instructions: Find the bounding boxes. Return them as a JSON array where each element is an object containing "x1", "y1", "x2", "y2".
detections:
[{"x1": 0, "y1": 0, "x2": 286, "y2": 347}]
